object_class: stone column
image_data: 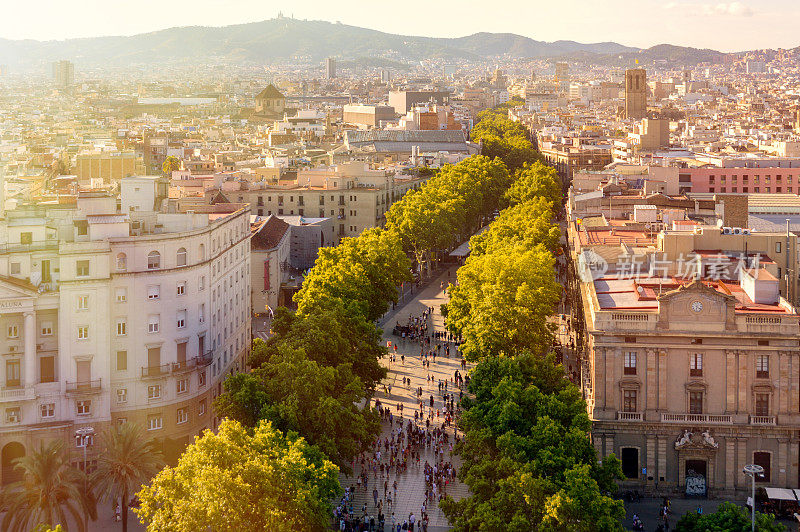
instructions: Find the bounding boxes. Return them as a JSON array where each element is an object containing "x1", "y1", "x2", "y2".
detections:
[
  {"x1": 597, "y1": 347, "x2": 607, "y2": 409},
  {"x1": 657, "y1": 350, "x2": 668, "y2": 411},
  {"x1": 646, "y1": 348, "x2": 657, "y2": 416},
  {"x1": 725, "y1": 439, "x2": 736, "y2": 490},
  {"x1": 605, "y1": 434, "x2": 616, "y2": 459},
  {"x1": 778, "y1": 439, "x2": 788, "y2": 486},
  {"x1": 23, "y1": 311, "x2": 35, "y2": 387},
  {"x1": 789, "y1": 438, "x2": 799, "y2": 489},
  {"x1": 646, "y1": 436, "x2": 656, "y2": 485},
  {"x1": 779, "y1": 352, "x2": 789, "y2": 414},
  {"x1": 791, "y1": 353, "x2": 800, "y2": 414},
  {"x1": 725, "y1": 350, "x2": 737, "y2": 413},
  {"x1": 592, "y1": 432, "x2": 603, "y2": 456},
  {"x1": 658, "y1": 438, "x2": 667, "y2": 483},
  {"x1": 737, "y1": 352, "x2": 748, "y2": 414},
  {"x1": 606, "y1": 349, "x2": 617, "y2": 411},
  {"x1": 736, "y1": 438, "x2": 748, "y2": 489}
]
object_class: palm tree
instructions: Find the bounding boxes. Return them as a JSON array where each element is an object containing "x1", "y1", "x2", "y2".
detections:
[
  {"x1": 92, "y1": 422, "x2": 165, "y2": 532},
  {"x1": 1, "y1": 439, "x2": 97, "y2": 532}
]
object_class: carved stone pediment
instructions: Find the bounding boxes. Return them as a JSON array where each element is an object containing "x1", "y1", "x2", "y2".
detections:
[{"x1": 675, "y1": 429, "x2": 719, "y2": 451}]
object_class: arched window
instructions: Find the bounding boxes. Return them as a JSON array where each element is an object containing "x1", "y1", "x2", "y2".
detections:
[
  {"x1": 176, "y1": 247, "x2": 187, "y2": 267},
  {"x1": 199, "y1": 243, "x2": 205, "y2": 261},
  {"x1": 116, "y1": 253, "x2": 127, "y2": 271},
  {"x1": 147, "y1": 251, "x2": 161, "y2": 270}
]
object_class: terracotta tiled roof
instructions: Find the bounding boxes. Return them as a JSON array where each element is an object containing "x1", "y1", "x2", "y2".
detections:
[
  {"x1": 251, "y1": 215, "x2": 290, "y2": 250},
  {"x1": 256, "y1": 84, "x2": 284, "y2": 100}
]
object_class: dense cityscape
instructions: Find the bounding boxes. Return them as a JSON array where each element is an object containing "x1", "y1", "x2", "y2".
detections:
[{"x1": 4, "y1": 5, "x2": 800, "y2": 531}]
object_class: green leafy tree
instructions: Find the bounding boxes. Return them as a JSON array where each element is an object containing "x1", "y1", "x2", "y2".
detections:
[
  {"x1": 135, "y1": 419, "x2": 341, "y2": 532},
  {"x1": 470, "y1": 198, "x2": 561, "y2": 255},
  {"x1": 386, "y1": 185, "x2": 463, "y2": 277},
  {"x1": 674, "y1": 501, "x2": 785, "y2": 532},
  {"x1": 294, "y1": 228, "x2": 411, "y2": 321},
  {"x1": 446, "y1": 244, "x2": 561, "y2": 360},
  {"x1": 215, "y1": 345, "x2": 380, "y2": 471},
  {"x1": 91, "y1": 423, "x2": 165, "y2": 532},
  {"x1": 442, "y1": 354, "x2": 624, "y2": 532},
  {"x1": 1, "y1": 440, "x2": 97, "y2": 532},
  {"x1": 251, "y1": 301, "x2": 386, "y2": 392},
  {"x1": 161, "y1": 156, "x2": 181, "y2": 177},
  {"x1": 506, "y1": 162, "x2": 563, "y2": 208},
  {"x1": 479, "y1": 135, "x2": 540, "y2": 173}
]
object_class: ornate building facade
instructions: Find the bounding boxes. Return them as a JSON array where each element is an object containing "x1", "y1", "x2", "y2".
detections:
[{"x1": 0, "y1": 180, "x2": 250, "y2": 482}]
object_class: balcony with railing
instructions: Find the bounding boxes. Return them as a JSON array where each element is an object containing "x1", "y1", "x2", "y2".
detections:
[
  {"x1": 0, "y1": 238, "x2": 60, "y2": 254},
  {"x1": 198, "y1": 352, "x2": 213, "y2": 367},
  {"x1": 65, "y1": 379, "x2": 102, "y2": 394},
  {"x1": 616, "y1": 411, "x2": 643, "y2": 421},
  {"x1": 750, "y1": 415, "x2": 776, "y2": 425},
  {"x1": 173, "y1": 354, "x2": 213, "y2": 373},
  {"x1": 141, "y1": 364, "x2": 171, "y2": 378},
  {"x1": 0, "y1": 386, "x2": 36, "y2": 402},
  {"x1": 172, "y1": 359, "x2": 196, "y2": 374},
  {"x1": 661, "y1": 412, "x2": 732, "y2": 424}
]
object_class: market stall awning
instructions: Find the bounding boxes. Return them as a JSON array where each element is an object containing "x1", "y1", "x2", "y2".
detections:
[{"x1": 765, "y1": 487, "x2": 797, "y2": 501}]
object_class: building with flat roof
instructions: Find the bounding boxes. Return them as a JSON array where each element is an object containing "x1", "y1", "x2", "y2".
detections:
[
  {"x1": 343, "y1": 104, "x2": 396, "y2": 128},
  {"x1": 576, "y1": 269, "x2": 800, "y2": 496},
  {"x1": 388, "y1": 90, "x2": 450, "y2": 114},
  {"x1": 208, "y1": 161, "x2": 429, "y2": 240},
  {"x1": 75, "y1": 151, "x2": 144, "y2": 185}
]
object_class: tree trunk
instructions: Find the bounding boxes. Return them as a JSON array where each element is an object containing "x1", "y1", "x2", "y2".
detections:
[{"x1": 122, "y1": 487, "x2": 129, "y2": 532}]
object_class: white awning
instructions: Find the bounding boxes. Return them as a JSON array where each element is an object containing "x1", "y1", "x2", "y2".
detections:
[{"x1": 765, "y1": 487, "x2": 797, "y2": 501}]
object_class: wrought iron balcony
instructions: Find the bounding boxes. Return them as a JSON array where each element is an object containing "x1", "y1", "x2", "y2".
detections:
[
  {"x1": 66, "y1": 379, "x2": 102, "y2": 394},
  {"x1": 141, "y1": 364, "x2": 171, "y2": 378}
]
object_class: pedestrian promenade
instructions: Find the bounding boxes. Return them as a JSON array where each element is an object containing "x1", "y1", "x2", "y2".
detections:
[{"x1": 337, "y1": 265, "x2": 471, "y2": 531}]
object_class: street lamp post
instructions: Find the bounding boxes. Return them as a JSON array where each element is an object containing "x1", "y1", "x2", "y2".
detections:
[
  {"x1": 743, "y1": 464, "x2": 764, "y2": 532},
  {"x1": 75, "y1": 426, "x2": 95, "y2": 530}
]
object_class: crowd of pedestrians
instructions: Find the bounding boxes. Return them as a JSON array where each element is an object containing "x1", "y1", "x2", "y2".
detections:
[{"x1": 333, "y1": 287, "x2": 469, "y2": 531}]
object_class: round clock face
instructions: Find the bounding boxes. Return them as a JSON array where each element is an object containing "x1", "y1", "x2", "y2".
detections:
[{"x1": 691, "y1": 300, "x2": 703, "y2": 313}]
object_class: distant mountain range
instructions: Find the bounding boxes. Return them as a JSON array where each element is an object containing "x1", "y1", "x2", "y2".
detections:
[{"x1": 0, "y1": 17, "x2": 732, "y2": 70}]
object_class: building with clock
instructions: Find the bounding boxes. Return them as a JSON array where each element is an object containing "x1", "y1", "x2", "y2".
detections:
[{"x1": 578, "y1": 266, "x2": 800, "y2": 496}]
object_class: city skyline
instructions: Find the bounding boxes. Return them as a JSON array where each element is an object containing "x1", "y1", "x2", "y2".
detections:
[{"x1": 1, "y1": 0, "x2": 798, "y2": 53}]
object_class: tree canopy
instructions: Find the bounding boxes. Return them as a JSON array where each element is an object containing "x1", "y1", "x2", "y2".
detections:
[
  {"x1": 215, "y1": 343, "x2": 379, "y2": 472},
  {"x1": 470, "y1": 103, "x2": 542, "y2": 173},
  {"x1": 135, "y1": 419, "x2": 340, "y2": 532},
  {"x1": 441, "y1": 354, "x2": 624, "y2": 531},
  {"x1": 294, "y1": 227, "x2": 411, "y2": 322},
  {"x1": 386, "y1": 155, "x2": 512, "y2": 275},
  {"x1": 674, "y1": 502, "x2": 785, "y2": 532},
  {"x1": 446, "y1": 244, "x2": 560, "y2": 360},
  {"x1": 251, "y1": 302, "x2": 387, "y2": 392},
  {"x1": 506, "y1": 162, "x2": 563, "y2": 208}
]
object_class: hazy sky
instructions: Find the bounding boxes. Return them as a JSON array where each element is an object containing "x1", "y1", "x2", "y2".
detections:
[{"x1": 2, "y1": 0, "x2": 797, "y2": 52}]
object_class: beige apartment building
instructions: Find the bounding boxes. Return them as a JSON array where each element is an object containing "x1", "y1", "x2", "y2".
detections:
[
  {"x1": 0, "y1": 180, "x2": 250, "y2": 481},
  {"x1": 574, "y1": 222, "x2": 800, "y2": 495},
  {"x1": 75, "y1": 151, "x2": 144, "y2": 185},
  {"x1": 214, "y1": 162, "x2": 429, "y2": 239}
]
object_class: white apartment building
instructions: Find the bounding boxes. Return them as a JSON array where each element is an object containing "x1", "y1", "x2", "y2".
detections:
[{"x1": 0, "y1": 177, "x2": 250, "y2": 481}]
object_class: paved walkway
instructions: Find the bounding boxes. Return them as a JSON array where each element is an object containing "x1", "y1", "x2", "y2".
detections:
[{"x1": 337, "y1": 265, "x2": 471, "y2": 531}]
